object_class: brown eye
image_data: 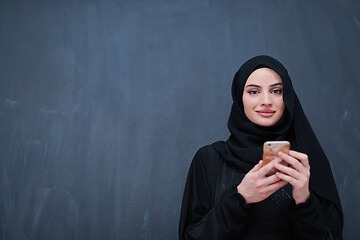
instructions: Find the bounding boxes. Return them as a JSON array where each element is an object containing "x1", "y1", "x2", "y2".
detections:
[
  {"x1": 272, "y1": 89, "x2": 283, "y2": 94},
  {"x1": 248, "y1": 90, "x2": 259, "y2": 95}
]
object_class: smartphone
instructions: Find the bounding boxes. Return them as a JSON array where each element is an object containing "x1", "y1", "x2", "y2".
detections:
[{"x1": 262, "y1": 141, "x2": 290, "y2": 176}]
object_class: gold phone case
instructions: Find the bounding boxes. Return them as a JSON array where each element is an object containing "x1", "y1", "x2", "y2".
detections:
[{"x1": 263, "y1": 141, "x2": 290, "y2": 175}]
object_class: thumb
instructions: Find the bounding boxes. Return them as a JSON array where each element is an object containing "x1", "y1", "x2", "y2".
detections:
[{"x1": 249, "y1": 160, "x2": 263, "y2": 173}]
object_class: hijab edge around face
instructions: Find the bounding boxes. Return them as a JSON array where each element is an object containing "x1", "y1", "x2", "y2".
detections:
[{"x1": 213, "y1": 55, "x2": 343, "y2": 222}]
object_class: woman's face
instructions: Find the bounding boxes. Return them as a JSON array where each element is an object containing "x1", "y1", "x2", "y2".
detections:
[{"x1": 242, "y1": 68, "x2": 285, "y2": 127}]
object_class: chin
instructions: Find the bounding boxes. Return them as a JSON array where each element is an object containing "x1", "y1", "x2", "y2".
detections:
[
  {"x1": 252, "y1": 118, "x2": 280, "y2": 127},
  {"x1": 257, "y1": 122, "x2": 275, "y2": 127}
]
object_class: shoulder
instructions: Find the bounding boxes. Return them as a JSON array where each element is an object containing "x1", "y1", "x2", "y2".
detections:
[
  {"x1": 193, "y1": 144, "x2": 221, "y2": 163},
  {"x1": 196, "y1": 144, "x2": 219, "y2": 156},
  {"x1": 190, "y1": 144, "x2": 222, "y2": 176},
  {"x1": 187, "y1": 144, "x2": 222, "y2": 195}
]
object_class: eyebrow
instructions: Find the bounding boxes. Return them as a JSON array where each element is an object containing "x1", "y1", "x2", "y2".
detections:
[{"x1": 245, "y1": 83, "x2": 283, "y2": 88}]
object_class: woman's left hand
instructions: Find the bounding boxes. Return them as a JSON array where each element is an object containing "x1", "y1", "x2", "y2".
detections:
[{"x1": 274, "y1": 150, "x2": 311, "y2": 205}]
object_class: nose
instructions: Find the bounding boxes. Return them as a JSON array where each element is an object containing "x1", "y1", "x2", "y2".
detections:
[{"x1": 261, "y1": 92, "x2": 272, "y2": 106}]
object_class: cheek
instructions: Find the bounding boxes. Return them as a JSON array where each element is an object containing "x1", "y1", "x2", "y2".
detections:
[
  {"x1": 275, "y1": 98, "x2": 285, "y2": 113},
  {"x1": 242, "y1": 96, "x2": 256, "y2": 112},
  {"x1": 242, "y1": 97, "x2": 258, "y2": 120}
]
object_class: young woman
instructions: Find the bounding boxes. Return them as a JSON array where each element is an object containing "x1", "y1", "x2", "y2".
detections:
[{"x1": 179, "y1": 56, "x2": 343, "y2": 240}]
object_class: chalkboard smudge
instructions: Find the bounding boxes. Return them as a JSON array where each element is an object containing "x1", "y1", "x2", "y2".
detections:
[
  {"x1": 139, "y1": 209, "x2": 149, "y2": 240},
  {"x1": 40, "y1": 108, "x2": 67, "y2": 116},
  {"x1": 4, "y1": 99, "x2": 19, "y2": 107},
  {"x1": 354, "y1": 16, "x2": 360, "y2": 29}
]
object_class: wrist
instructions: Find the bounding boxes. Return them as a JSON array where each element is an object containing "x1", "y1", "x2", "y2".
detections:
[
  {"x1": 237, "y1": 184, "x2": 250, "y2": 204},
  {"x1": 294, "y1": 190, "x2": 310, "y2": 205}
]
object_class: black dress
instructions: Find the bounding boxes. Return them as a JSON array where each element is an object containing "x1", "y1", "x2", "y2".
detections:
[
  {"x1": 179, "y1": 55, "x2": 343, "y2": 240},
  {"x1": 179, "y1": 144, "x2": 343, "y2": 240}
]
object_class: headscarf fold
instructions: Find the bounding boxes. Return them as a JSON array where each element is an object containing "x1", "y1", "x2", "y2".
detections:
[{"x1": 213, "y1": 55, "x2": 343, "y2": 220}]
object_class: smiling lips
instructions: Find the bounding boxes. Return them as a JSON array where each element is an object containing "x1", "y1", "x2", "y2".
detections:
[{"x1": 256, "y1": 110, "x2": 276, "y2": 117}]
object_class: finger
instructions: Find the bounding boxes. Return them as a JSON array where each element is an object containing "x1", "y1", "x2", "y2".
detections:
[
  {"x1": 258, "y1": 158, "x2": 282, "y2": 177},
  {"x1": 289, "y1": 150, "x2": 310, "y2": 169},
  {"x1": 263, "y1": 180, "x2": 288, "y2": 196},
  {"x1": 249, "y1": 160, "x2": 263, "y2": 173},
  {"x1": 278, "y1": 151, "x2": 304, "y2": 172},
  {"x1": 262, "y1": 172, "x2": 282, "y2": 184},
  {"x1": 274, "y1": 162, "x2": 301, "y2": 180},
  {"x1": 276, "y1": 171, "x2": 298, "y2": 185}
]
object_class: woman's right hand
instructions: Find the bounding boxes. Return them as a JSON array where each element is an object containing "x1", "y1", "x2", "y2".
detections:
[{"x1": 237, "y1": 158, "x2": 287, "y2": 204}]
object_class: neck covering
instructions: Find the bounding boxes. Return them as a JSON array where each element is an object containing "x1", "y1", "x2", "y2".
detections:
[{"x1": 213, "y1": 55, "x2": 343, "y2": 221}]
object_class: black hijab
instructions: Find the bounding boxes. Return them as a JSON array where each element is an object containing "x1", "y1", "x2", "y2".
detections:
[{"x1": 213, "y1": 55, "x2": 343, "y2": 219}]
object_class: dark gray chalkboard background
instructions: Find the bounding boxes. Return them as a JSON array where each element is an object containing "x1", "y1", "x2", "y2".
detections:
[{"x1": 1, "y1": 0, "x2": 359, "y2": 239}]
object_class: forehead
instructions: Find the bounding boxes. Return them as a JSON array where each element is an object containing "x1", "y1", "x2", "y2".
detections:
[{"x1": 245, "y1": 67, "x2": 282, "y2": 85}]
